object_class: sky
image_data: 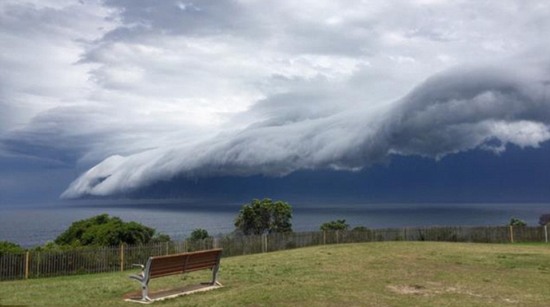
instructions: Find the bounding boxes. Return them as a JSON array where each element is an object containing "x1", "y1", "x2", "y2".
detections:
[{"x1": 1, "y1": 0, "x2": 550, "y2": 205}]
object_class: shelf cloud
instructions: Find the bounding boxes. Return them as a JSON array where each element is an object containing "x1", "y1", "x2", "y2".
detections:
[
  {"x1": 61, "y1": 59, "x2": 550, "y2": 197},
  {"x1": 1, "y1": 0, "x2": 549, "y2": 200}
]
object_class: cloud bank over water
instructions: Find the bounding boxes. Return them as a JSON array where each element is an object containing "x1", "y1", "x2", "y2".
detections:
[
  {"x1": 1, "y1": 1, "x2": 550, "y2": 200},
  {"x1": 62, "y1": 59, "x2": 550, "y2": 197}
]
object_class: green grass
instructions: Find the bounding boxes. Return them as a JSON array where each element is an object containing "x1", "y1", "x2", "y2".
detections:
[{"x1": 1, "y1": 242, "x2": 550, "y2": 306}]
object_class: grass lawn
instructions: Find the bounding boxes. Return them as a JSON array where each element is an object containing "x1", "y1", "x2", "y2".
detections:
[{"x1": 1, "y1": 242, "x2": 549, "y2": 306}]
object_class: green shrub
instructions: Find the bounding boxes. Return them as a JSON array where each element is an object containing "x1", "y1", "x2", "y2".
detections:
[
  {"x1": 0, "y1": 241, "x2": 24, "y2": 255},
  {"x1": 189, "y1": 228, "x2": 210, "y2": 242},
  {"x1": 54, "y1": 214, "x2": 170, "y2": 246},
  {"x1": 509, "y1": 217, "x2": 527, "y2": 227},
  {"x1": 320, "y1": 219, "x2": 349, "y2": 231}
]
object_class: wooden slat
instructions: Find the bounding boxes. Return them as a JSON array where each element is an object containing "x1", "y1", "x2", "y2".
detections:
[{"x1": 147, "y1": 249, "x2": 222, "y2": 279}]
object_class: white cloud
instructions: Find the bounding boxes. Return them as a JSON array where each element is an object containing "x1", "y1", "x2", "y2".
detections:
[{"x1": 0, "y1": 0, "x2": 117, "y2": 131}]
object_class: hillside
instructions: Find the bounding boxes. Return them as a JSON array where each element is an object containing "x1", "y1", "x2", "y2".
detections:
[{"x1": 1, "y1": 242, "x2": 549, "y2": 306}]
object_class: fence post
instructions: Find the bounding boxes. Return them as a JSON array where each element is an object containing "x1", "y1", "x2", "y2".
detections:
[
  {"x1": 545, "y1": 225, "x2": 548, "y2": 243},
  {"x1": 261, "y1": 235, "x2": 264, "y2": 253},
  {"x1": 336, "y1": 230, "x2": 339, "y2": 244},
  {"x1": 262, "y1": 234, "x2": 268, "y2": 253},
  {"x1": 25, "y1": 251, "x2": 30, "y2": 279},
  {"x1": 120, "y1": 244, "x2": 125, "y2": 272},
  {"x1": 323, "y1": 231, "x2": 326, "y2": 245},
  {"x1": 36, "y1": 252, "x2": 40, "y2": 278},
  {"x1": 509, "y1": 226, "x2": 514, "y2": 243}
]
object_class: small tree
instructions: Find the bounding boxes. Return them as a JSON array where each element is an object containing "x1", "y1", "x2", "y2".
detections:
[
  {"x1": 509, "y1": 217, "x2": 527, "y2": 227},
  {"x1": 234, "y1": 198, "x2": 292, "y2": 235},
  {"x1": 538, "y1": 214, "x2": 550, "y2": 226},
  {"x1": 320, "y1": 219, "x2": 350, "y2": 231},
  {"x1": 189, "y1": 228, "x2": 210, "y2": 242}
]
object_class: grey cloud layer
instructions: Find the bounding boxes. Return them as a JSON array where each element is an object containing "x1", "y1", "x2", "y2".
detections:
[
  {"x1": 62, "y1": 59, "x2": 550, "y2": 197},
  {"x1": 2, "y1": 1, "x2": 550, "y2": 199}
]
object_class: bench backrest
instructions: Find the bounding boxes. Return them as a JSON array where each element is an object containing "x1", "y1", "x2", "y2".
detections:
[{"x1": 146, "y1": 249, "x2": 222, "y2": 279}]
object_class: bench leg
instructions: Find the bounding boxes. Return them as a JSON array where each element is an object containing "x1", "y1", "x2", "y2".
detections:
[
  {"x1": 141, "y1": 283, "x2": 152, "y2": 301},
  {"x1": 211, "y1": 264, "x2": 220, "y2": 285}
]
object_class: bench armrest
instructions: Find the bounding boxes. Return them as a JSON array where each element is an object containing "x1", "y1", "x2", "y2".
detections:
[
  {"x1": 129, "y1": 274, "x2": 145, "y2": 282},
  {"x1": 129, "y1": 264, "x2": 145, "y2": 282}
]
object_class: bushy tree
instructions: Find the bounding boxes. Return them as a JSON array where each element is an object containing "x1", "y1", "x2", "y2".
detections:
[
  {"x1": 0, "y1": 241, "x2": 24, "y2": 255},
  {"x1": 352, "y1": 226, "x2": 370, "y2": 232},
  {"x1": 234, "y1": 198, "x2": 292, "y2": 235},
  {"x1": 189, "y1": 228, "x2": 210, "y2": 242},
  {"x1": 539, "y1": 214, "x2": 550, "y2": 226},
  {"x1": 320, "y1": 219, "x2": 350, "y2": 231},
  {"x1": 54, "y1": 214, "x2": 170, "y2": 246},
  {"x1": 509, "y1": 217, "x2": 527, "y2": 227}
]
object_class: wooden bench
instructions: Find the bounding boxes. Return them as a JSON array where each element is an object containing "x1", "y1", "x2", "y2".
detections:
[{"x1": 126, "y1": 248, "x2": 223, "y2": 303}]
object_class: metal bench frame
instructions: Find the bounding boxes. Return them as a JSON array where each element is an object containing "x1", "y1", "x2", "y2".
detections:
[{"x1": 128, "y1": 248, "x2": 222, "y2": 302}]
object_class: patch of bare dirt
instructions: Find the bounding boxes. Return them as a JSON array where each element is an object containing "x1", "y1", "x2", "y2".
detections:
[
  {"x1": 386, "y1": 283, "x2": 519, "y2": 304},
  {"x1": 387, "y1": 284, "x2": 427, "y2": 295}
]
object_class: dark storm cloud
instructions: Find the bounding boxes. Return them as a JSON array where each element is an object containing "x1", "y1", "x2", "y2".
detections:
[
  {"x1": 62, "y1": 59, "x2": 550, "y2": 197},
  {"x1": 1, "y1": 1, "x2": 550, "y2": 200}
]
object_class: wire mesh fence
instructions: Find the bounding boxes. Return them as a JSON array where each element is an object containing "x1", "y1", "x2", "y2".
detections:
[{"x1": 1, "y1": 225, "x2": 547, "y2": 281}]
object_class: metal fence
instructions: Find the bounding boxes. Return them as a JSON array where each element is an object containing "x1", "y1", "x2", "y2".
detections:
[{"x1": 1, "y1": 225, "x2": 548, "y2": 281}]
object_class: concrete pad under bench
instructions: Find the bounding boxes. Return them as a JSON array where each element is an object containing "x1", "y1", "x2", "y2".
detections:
[{"x1": 124, "y1": 281, "x2": 223, "y2": 304}]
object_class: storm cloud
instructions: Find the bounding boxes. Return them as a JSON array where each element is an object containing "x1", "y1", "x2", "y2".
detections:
[
  {"x1": 62, "y1": 59, "x2": 550, "y2": 197},
  {"x1": 1, "y1": 0, "x2": 550, "y2": 200}
]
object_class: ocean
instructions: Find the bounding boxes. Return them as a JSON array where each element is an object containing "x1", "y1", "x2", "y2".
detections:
[{"x1": 0, "y1": 200, "x2": 548, "y2": 247}]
